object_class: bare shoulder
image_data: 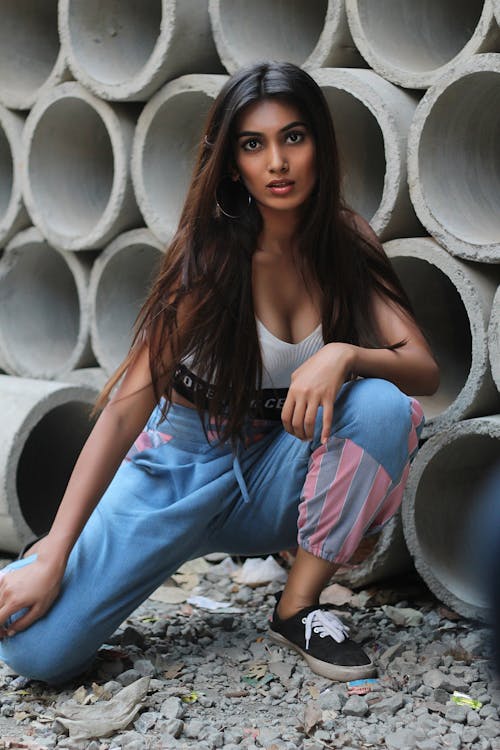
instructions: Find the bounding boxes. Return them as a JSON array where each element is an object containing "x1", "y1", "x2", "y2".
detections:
[{"x1": 341, "y1": 209, "x2": 382, "y2": 249}]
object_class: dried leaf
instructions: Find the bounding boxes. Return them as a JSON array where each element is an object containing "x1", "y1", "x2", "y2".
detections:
[
  {"x1": 303, "y1": 700, "x2": 323, "y2": 734},
  {"x1": 149, "y1": 585, "x2": 187, "y2": 604},
  {"x1": 164, "y1": 662, "x2": 185, "y2": 679},
  {"x1": 381, "y1": 605, "x2": 423, "y2": 627},
  {"x1": 320, "y1": 583, "x2": 354, "y2": 607}
]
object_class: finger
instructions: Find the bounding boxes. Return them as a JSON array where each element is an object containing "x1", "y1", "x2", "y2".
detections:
[
  {"x1": 321, "y1": 400, "x2": 334, "y2": 445},
  {"x1": 303, "y1": 400, "x2": 320, "y2": 441},
  {"x1": 281, "y1": 394, "x2": 296, "y2": 434},
  {"x1": 290, "y1": 398, "x2": 308, "y2": 440},
  {"x1": 1, "y1": 605, "x2": 41, "y2": 637}
]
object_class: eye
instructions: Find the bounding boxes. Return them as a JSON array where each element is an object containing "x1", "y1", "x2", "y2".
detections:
[
  {"x1": 242, "y1": 138, "x2": 261, "y2": 152},
  {"x1": 286, "y1": 130, "x2": 305, "y2": 144}
]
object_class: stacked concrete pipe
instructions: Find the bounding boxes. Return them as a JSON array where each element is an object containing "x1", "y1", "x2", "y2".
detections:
[
  {"x1": 385, "y1": 238, "x2": 500, "y2": 436},
  {"x1": 493, "y1": 0, "x2": 500, "y2": 25},
  {"x1": 402, "y1": 416, "x2": 500, "y2": 622},
  {"x1": 0, "y1": 106, "x2": 30, "y2": 246},
  {"x1": 0, "y1": 1, "x2": 67, "y2": 110},
  {"x1": 489, "y1": 286, "x2": 500, "y2": 393},
  {"x1": 22, "y1": 82, "x2": 142, "y2": 252},
  {"x1": 312, "y1": 68, "x2": 421, "y2": 241},
  {"x1": 408, "y1": 54, "x2": 500, "y2": 263},
  {"x1": 345, "y1": 0, "x2": 500, "y2": 89},
  {"x1": 59, "y1": 0, "x2": 223, "y2": 103},
  {"x1": 209, "y1": 0, "x2": 364, "y2": 72},
  {"x1": 0, "y1": 375, "x2": 98, "y2": 553},
  {"x1": 0, "y1": 228, "x2": 94, "y2": 379},
  {"x1": 89, "y1": 229, "x2": 165, "y2": 375},
  {"x1": 132, "y1": 74, "x2": 227, "y2": 243}
]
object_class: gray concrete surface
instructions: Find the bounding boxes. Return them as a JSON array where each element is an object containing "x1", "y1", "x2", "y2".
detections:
[
  {"x1": 0, "y1": 0, "x2": 68, "y2": 110},
  {"x1": 385, "y1": 237, "x2": 500, "y2": 437},
  {"x1": 131, "y1": 74, "x2": 227, "y2": 243},
  {"x1": 22, "y1": 82, "x2": 142, "y2": 252},
  {"x1": 346, "y1": 0, "x2": 500, "y2": 89},
  {"x1": 210, "y1": 0, "x2": 364, "y2": 73},
  {"x1": 0, "y1": 228, "x2": 94, "y2": 379},
  {"x1": 312, "y1": 67, "x2": 422, "y2": 241},
  {"x1": 59, "y1": 0, "x2": 223, "y2": 102},
  {"x1": 0, "y1": 375, "x2": 97, "y2": 552},
  {"x1": 408, "y1": 53, "x2": 500, "y2": 263},
  {"x1": 402, "y1": 415, "x2": 500, "y2": 622},
  {"x1": 489, "y1": 286, "x2": 500, "y2": 394},
  {"x1": 89, "y1": 229, "x2": 165, "y2": 375},
  {"x1": 0, "y1": 106, "x2": 30, "y2": 246}
]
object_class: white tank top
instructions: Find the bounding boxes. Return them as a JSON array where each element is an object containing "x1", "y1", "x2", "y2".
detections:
[{"x1": 257, "y1": 319, "x2": 324, "y2": 388}]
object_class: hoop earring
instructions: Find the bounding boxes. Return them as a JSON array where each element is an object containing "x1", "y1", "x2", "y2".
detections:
[{"x1": 215, "y1": 176, "x2": 252, "y2": 219}]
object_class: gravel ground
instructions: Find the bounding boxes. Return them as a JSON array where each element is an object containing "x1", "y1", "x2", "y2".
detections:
[{"x1": 0, "y1": 553, "x2": 498, "y2": 750}]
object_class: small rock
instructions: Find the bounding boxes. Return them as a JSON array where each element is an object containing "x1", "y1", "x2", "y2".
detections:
[
  {"x1": 160, "y1": 696, "x2": 184, "y2": 719},
  {"x1": 134, "y1": 710, "x2": 158, "y2": 732},
  {"x1": 165, "y1": 718, "x2": 184, "y2": 738},
  {"x1": 466, "y1": 708, "x2": 481, "y2": 726},
  {"x1": 184, "y1": 718, "x2": 205, "y2": 739},
  {"x1": 370, "y1": 694, "x2": 405, "y2": 715},
  {"x1": 444, "y1": 703, "x2": 467, "y2": 723},
  {"x1": 133, "y1": 658, "x2": 155, "y2": 676},
  {"x1": 342, "y1": 695, "x2": 369, "y2": 717},
  {"x1": 385, "y1": 728, "x2": 418, "y2": 750},
  {"x1": 117, "y1": 668, "x2": 142, "y2": 686}
]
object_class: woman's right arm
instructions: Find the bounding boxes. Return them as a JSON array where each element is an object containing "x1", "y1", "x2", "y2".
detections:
[{"x1": 0, "y1": 342, "x2": 165, "y2": 636}]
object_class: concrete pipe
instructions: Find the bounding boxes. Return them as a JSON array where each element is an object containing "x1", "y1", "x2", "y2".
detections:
[
  {"x1": 59, "y1": 0, "x2": 222, "y2": 102},
  {"x1": 493, "y1": 0, "x2": 500, "y2": 25},
  {"x1": 63, "y1": 368, "x2": 109, "y2": 392},
  {"x1": 89, "y1": 229, "x2": 165, "y2": 375},
  {"x1": 334, "y1": 513, "x2": 413, "y2": 590},
  {"x1": 0, "y1": 228, "x2": 94, "y2": 379},
  {"x1": 0, "y1": 106, "x2": 30, "y2": 246},
  {"x1": 209, "y1": 0, "x2": 364, "y2": 73},
  {"x1": 311, "y1": 68, "x2": 421, "y2": 242},
  {"x1": 0, "y1": 1, "x2": 67, "y2": 110},
  {"x1": 408, "y1": 54, "x2": 500, "y2": 263},
  {"x1": 22, "y1": 82, "x2": 141, "y2": 252},
  {"x1": 385, "y1": 238, "x2": 500, "y2": 437},
  {"x1": 345, "y1": 0, "x2": 500, "y2": 90},
  {"x1": 0, "y1": 375, "x2": 97, "y2": 553},
  {"x1": 132, "y1": 74, "x2": 227, "y2": 243},
  {"x1": 402, "y1": 416, "x2": 500, "y2": 621},
  {"x1": 489, "y1": 286, "x2": 500, "y2": 393}
]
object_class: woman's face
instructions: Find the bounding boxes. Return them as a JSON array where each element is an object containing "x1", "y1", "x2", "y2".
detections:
[{"x1": 232, "y1": 97, "x2": 317, "y2": 217}]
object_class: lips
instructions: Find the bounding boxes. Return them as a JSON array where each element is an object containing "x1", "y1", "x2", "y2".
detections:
[{"x1": 266, "y1": 179, "x2": 294, "y2": 188}]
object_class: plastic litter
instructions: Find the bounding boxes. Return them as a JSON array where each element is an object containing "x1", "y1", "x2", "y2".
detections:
[
  {"x1": 451, "y1": 691, "x2": 483, "y2": 710},
  {"x1": 231, "y1": 555, "x2": 287, "y2": 587},
  {"x1": 347, "y1": 678, "x2": 379, "y2": 695},
  {"x1": 55, "y1": 676, "x2": 150, "y2": 741}
]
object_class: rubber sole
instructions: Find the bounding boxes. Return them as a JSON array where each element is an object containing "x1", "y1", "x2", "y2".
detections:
[{"x1": 268, "y1": 629, "x2": 377, "y2": 682}]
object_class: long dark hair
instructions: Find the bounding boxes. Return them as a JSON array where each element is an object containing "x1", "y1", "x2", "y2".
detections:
[{"x1": 97, "y1": 61, "x2": 414, "y2": 440}]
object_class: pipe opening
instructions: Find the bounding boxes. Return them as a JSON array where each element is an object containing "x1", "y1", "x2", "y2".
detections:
[
  {"x1": 17, "y1": 402, "x2": 95, "y2": 535},
  {"x1": 414, "y1": 433, "x2": 498, "y2": 608},
  {"x1": 391, "y1": 257, "x2": 472, "y2": 419},
  {"x1": 353, "y1": 0, "x2": 484, "y2": 75},
  {"x1": 0, "y1": 243, "x2": 80, "y2": 376},
  {"x1": 65, "y1": 0, "x2": 162, "y2": 85},
  {"x1": 321, "y1": 86, "x2": 385, "y2": 221},
  {"x1": 216, "y1": 0, "x2": 328, "y2": 67},
  {"x1": 418, "y1": 71, "x2": 500, "y2": 245},
  {"x1": 0, "y1": 1, "x2": 60, "y2": 106},
  {"x1": 142, "y1": 90, "x2": 215, "y2": 233},
  {"x1": 94, "y1": 244, "x2": 162, "y2": 371},
  {"x1": 28, "y1": 97, "x2": 114, "y2": 238},
  {"x1": 0, "y1": 127, "x2": 13, "y2": 220}
]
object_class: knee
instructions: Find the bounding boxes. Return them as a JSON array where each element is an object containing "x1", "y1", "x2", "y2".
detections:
[
  {"x1": 336, "y1": 378, "x2": 412, "y2": 480},
  {"x1": 0, "y1": 630, "x2": 92, "y2": 684}
]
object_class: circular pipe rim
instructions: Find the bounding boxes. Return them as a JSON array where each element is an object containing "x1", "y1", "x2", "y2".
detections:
[
  {"x1": 22, "y1": 83, "x2": 133, "y2": 251},
  {"x1": 407, "y1": 54, "x2": 500, "y2": 262}
]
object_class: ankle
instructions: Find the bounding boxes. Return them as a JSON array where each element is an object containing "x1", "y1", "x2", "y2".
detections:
[{"x1": 277, "y1": 593, "x2": 318, "y2": 621}]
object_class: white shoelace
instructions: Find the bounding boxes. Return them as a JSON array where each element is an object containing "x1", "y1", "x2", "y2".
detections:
[{"x1": 302, "y1": 609, "x2": 350, "y2": 651}]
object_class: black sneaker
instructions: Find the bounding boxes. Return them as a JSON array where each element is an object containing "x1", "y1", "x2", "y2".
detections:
[{"x1": 269, "y1": 592, "x2": 376, "y2": 681}]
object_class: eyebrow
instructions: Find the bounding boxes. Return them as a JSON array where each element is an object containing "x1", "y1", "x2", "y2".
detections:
[{"x1": 236, "y1": 120, "x2": 308, "y2": 138}]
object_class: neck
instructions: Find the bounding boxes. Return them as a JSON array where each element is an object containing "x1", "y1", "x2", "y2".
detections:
[{"x1": 257, "y1": 206, "x2": 301, "y2": 256}]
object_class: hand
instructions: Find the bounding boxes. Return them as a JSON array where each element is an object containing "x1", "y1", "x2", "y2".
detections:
[
  {"x1": 281, "y1": 343, "x2": 355, "y2": 444},
  {"x1": 0, "y1": 538, "x2": 66, "y2": 638}
]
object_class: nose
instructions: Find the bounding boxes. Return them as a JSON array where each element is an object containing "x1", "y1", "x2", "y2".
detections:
[{"x1": 268, "y1": 142, "x2": 288, "y2": 173}]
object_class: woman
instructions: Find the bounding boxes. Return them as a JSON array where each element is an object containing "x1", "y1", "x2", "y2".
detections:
[{"x1": 0, "y1": 61, "x2": 438, "y2": 684}]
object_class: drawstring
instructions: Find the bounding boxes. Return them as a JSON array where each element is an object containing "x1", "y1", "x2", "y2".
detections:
[{"x1": 233, "y1": 441, "x2": 251, "y2": 504}]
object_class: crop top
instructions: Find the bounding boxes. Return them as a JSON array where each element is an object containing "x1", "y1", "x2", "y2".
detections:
[{"x1": 172, "y1": 319, "x2": 324, "y2": 420}]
